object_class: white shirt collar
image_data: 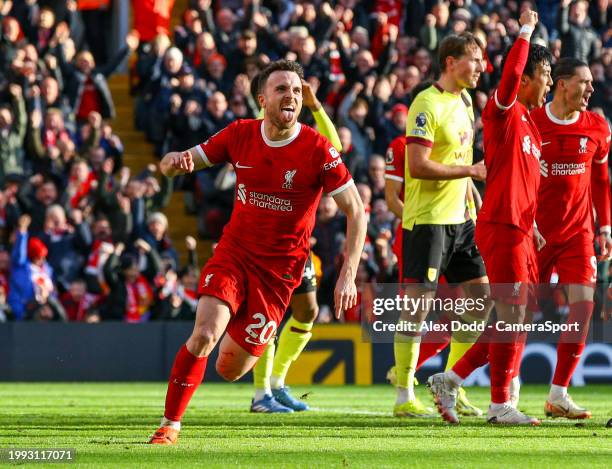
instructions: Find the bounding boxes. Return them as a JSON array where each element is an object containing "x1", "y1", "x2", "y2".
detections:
[
  {"x1": 260, "y1": 120, "x2": 301, "y2": 147},
  {"x1": 545, "y1": 102, "x2": 580, "y2": 125}
]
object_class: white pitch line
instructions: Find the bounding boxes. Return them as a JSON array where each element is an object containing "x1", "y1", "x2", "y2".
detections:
[{"x1": 309, "y1": 407, "x2": 390, "y2": 416}]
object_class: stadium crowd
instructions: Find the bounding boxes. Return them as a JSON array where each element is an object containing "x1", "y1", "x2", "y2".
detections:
[{"x1": 0, "y1": 0, "x2": 610, "y2": 323}]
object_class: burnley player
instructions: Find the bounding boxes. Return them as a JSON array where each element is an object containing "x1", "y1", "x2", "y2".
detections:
[
  {"x1": 531, "y1": 57, "x2": 612, "y2": 419},
  {"x1": 149, "y1": 60, "x2": 367, "y2": 444},
  {"x1": 428, "y1": 10, "x2": 553, "y2": 425},
  {"x1": 384, "y1": 130, "x2": 484, "y2": 417},
  {"x1": 393, "y1": 32, "x2": 492, "y2": 419}
]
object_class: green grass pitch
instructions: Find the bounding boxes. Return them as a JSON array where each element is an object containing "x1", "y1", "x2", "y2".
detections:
[{"x1": 0, "y1": 383, "x2": 610, "y2": 468}]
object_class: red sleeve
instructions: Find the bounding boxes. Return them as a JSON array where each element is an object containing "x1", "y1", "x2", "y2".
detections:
[
  {"x1": 494, "y1": 38, "x2": 530, "y2": 111},
  {"x1": 592, "y1": 124, "x2": 612, "y2": 231},
  {"x1": 193, "y1": 121, "x2": 236, "y2": 166},
  {"x1": 319, "y1": 137, "x2": 353, "y2": 196},
  {"x1": 385, "y1": 137, "x2": 405, "y2": 182}
]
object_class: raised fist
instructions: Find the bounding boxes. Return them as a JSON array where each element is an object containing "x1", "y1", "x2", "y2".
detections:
[
  {"x1": 126, "y1": 30, "x2": 140, "y2": 51},
  {"x1": 161, "y1": 151, "x2": 195, "y2": 176},
  {"x1": 18, "y1": 214, "x2": 31, "y2": 231},
  {"x1": 8, "y1": 84, "x2": 22, "y2": 98},
  {"x1": 134, "y1": 238, "x2": 151, "y2": 253},
  {"x1": 185, "y1": 235, "x2": 197, "y2": 251},
  {"x1": 519, "y1": 9, "x2": 538, "y2": 28}
]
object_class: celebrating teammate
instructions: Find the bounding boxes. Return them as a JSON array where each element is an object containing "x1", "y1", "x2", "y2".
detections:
[
  {"x1": 392, "y1": 32, "x2": 492, "y2": 418},
  {"x1": 250, "y1": 79, "x2": 342, "y2": 413},
  {"x1": 531, "y1": 57, "x2": 612, "y2": 419},
  {"x1": 149, "y1": 60, "x2": 367, "y2": 444},
  {"x1": 428, "y1": 10, "x2": 553, "y2": 425}
]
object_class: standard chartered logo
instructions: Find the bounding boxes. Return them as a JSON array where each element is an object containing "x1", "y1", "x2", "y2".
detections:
[
  {"x1": 540, "y1": 160, "x2": 548, "y2": 177},
  {"x1": 236, "y1": 184, "x2": 293, "y2": 212},
  {"x1": 551, "y1": 162, "x2": 586, "y2": 176}
]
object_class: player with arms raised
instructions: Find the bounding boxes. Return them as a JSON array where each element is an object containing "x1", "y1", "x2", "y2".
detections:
[
  {"x1": 428, "y1": 9, "x2": 553, "y2": 425},
  {"x1": 532, "y1": 57, "x2": 612, "y2": 419},
  {"x1": 148, "y1": 60, "x2": 367, "y2": 444}
]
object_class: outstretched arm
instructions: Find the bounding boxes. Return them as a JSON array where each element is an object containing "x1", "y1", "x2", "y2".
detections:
[
  {"x1": 159, "y1": 149, "x2": 208, "y2": 177},
  {"x1": 160, "y1": 124, "x2": 233, "y2": 177},
  {"x1": 302, "y1": 80, "x2": 342, "y2": 152},
  {"x1": 495, "y1": 9, "x2": 538, "y2": 109},
  {"x1": 332, "y1": 184, "x2": 367, "y2": 318}
]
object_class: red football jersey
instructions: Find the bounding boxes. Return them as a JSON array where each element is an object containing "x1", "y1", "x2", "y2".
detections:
[
  {"x1": 385, "y1": 136, "x2": 405, "y2": 259},
  {"x1": 384, "y1": 135, "x2": 405, "y2": 197},
  {"x1": 532, "y1": 104, "x2": 611, "y2": 245},
  {"x1": 477, "y1": 38, "x2": 542, "y2": 234},
  {"x1": 194, "y1": 119, "x2": 353, "y2": 280}
]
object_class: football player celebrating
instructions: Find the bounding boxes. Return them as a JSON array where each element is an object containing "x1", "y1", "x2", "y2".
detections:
[
  {"x1": 149, "y1": 60, "x2": 366, "y2": 444},
  {"x1": 250, "y1": 79, "x2": 342, "y2": 413},
  {"x1": 531, "y1": 57, "x2": 611, "y2": 419},
  {"x1": 428, "y1": 9, "x2": 553, "y2": 425}
]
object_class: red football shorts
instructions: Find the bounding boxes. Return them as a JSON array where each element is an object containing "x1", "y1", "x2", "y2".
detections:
[
  {"x1": 197, "y1": 245, "x2": 297, "y2": 357},
  {"x1": 538, "y1": 235, "x2": 596, "y2": 286},
  {"x1": 475, "y1": 221, "x2": 538, "y2": 305}
]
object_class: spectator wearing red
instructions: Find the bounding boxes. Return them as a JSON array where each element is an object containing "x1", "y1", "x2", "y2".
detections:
[
  {"x1": 59, "y1": 32, "x2": 140, "y2": 122},
  {"x1": 101, "y1": 240, "x2": 162, "y2": 322},
  {"x1": 132, "y1": 0, "x2": 176, "y2": 43},
  {"x1": 60, "y1": 278, "x2": 99, "y2": 322}
]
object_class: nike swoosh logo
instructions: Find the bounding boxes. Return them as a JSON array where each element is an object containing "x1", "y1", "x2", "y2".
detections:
[
  {"x1": 542, "y1": 142, "x2": 551, "y2": 146},
  {"x1": 235, "y1": 162, "x2": 253, "y2": 169}
]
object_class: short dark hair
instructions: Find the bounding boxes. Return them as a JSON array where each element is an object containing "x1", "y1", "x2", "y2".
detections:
[
  {"x1": 501, "y1": 43, "x2": 553, "y2": 78},
  {"x1": 438, "y1": 33, "x2": 484, "y2": 71},
  {"x1": 250, "y1": 72, "x2": 261, "y2": 97},
  {"x1": 553, "y1": 57, "x2": 588, "y2": 83},
  {"x1": 258, "y1": 60, "x2": 304, "y2": 93},
  {"x1": 240, "y1": 29, "x2": 256, "y2": 40}
]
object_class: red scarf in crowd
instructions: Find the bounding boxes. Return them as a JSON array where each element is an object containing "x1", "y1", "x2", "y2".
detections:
[
  {"x1": 43, "y1": 128, "x2": 70, "y2": 149},
  {"x1": 125, "y1": 274, "x2": 153, "y2": 323},
  {"x1": 69, "y1": 173, "x2": 96, "y2": 208},
  {"x1": 85, "y1": 240, "x2": 114, "y2": 294},
  {"x1": 60, "y1": 291, "x2": 97, "y2": 321}
]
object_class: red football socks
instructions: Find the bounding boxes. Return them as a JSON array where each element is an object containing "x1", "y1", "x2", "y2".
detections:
[
  {"x1": 416, "y1": 316, "x2": 452, "y2": 369},
  {"x1": 512, "y1": 332, "x2": 527, "y2": 379},
  {"x1": 489, "y1": 326, "x2": 520, "y2": 404},
  {"x1": 552, "y1": 301, "x2": 593, "y2": 387},
  {"x1": 164, "y1": 344, "x2": 208, "y2": 422},
  {"x1": 451, "y1": 336, "x2": 490, "y2": 379}
]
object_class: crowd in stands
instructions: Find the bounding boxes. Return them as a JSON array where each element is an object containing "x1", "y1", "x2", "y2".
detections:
[
  {"x1": 0, "y1": 0, "x2": 199, "y2": 322},
  {"x1": 0, "y1": 0, "x2": 611, "y2": 322}
]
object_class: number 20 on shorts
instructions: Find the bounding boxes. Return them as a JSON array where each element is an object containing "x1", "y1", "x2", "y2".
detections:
[{"x1": 245, "y1": 313, "x2": 277, "y2": 345}]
